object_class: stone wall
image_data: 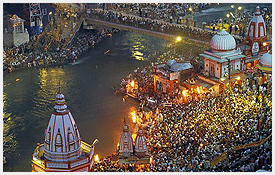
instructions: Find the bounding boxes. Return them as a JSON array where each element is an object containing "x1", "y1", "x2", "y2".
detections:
[{"x1": 3, "y1": 31, "x2": 29, "y2": 47}]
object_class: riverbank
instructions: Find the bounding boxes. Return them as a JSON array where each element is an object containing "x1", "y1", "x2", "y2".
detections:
[
  {"x1": 3, "y1": 27, "x2": 119, "y2": 76},
  {"x1": 92, "y1": 58, "x2": 272, "y2": 172}
]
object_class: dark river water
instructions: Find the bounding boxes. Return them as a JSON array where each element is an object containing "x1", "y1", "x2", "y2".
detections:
[
  {"x1": 3, "y1": 31, "x2": 168, "y2": 172},
  {"x1": 193, "y1": 3, "x2": 271, "y2": 23}
]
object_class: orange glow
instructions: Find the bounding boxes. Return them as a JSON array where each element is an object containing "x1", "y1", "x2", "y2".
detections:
[
  {"x1": 132, "y1": 133, "x2": 137, "y2": 140},
  {"x1": 131, "y1": 111, "x2": 137, "y2": 123},
  {"x1": 182, "y1": 90, "x2": 187, "y2": 97},
  {"x1": 94, "y1": 154, "x2": 99, "y2": 162},
  {"x1": 197, "y1": 86, "x2": 200, "y2": 94},
  {"x1": 130, "y1": 80, "x2": 135, "y2": 87},
  {"x1": 117, "y1": 143, "x2": 119, "y2": 148},
  {"x1": 263, "y1": 42, "x2": 268, "y2": 46}
]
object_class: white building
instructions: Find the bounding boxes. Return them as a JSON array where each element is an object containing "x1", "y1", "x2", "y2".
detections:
[{"x1": 200, "y1": 29, "x2": 246, "y2": 79}]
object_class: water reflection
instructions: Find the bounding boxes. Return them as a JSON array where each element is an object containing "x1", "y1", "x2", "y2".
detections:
[
  {"x1": 3, "y1": 92, "x2": 18, "y2": 164},
  {"x1": 3, "y1": 31, "x2": 167, "y2": 172},
  {"x1": 132, "y1": 41, "x2": 145, "y2": 60}
]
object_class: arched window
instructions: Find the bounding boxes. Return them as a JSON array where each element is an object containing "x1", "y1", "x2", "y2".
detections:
[
  {"x1": 55, "y1": 129, "x2": 63, "y2": 152},
  {"x1": 45, "y1": 127, "x2": 51, "y2": 150},
  {"x1": 67, "y1": 127, "x2": 75, "y2": 152}
]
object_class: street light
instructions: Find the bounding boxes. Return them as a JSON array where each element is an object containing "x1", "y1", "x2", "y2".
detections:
[
  {"x1": 237, "y1": 6, "x2": 242, "y2": 10},
  {"x1": 226, "y1": 13, "x2": 230, "y2": 18},
  {"x1": 231, "y1": 5, "x2": 235, "y2": 9},
  {"x1": 188, "y1": 7, "x2": 192, "y2": 12}
]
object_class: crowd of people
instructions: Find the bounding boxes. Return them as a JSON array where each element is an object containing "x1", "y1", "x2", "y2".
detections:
[
  {"x1": 87, "y1": 3, "x2": 272, "y2": 44},
  {"x1": 93, "y1": 58, "x2": 272, "y2": 172},
  {"x1": 107, "y1": 3, "x2": 212, "y2": 23},
  {"x1": 3, "y1": 27, "x2": 118, "y2": 73},
  {"x1": 87, "y1": 9, "x2": 217, "y2": 43}
]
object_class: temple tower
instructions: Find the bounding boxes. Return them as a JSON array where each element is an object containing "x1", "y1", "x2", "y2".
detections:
[
  {"x1": 134, "y1": 127, "x2": 148, "y2": 157},
  {"x1": 244, "y1": 6, "x2": 268, "y2": 57},
  {"x1": 31, "y1": 92, "x2": 96, "y2": 172},
  {"x1": 118, "y1": 119, "x2": 134, "y2": 157}
]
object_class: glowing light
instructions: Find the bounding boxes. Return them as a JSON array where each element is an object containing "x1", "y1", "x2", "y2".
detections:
[
  {"x1": 131, "y1": 111, "x2": 137, "y2": 123},
  {"x1": 266, "y1": 15, "x2": 269, "y2": 19},
  {"x1": 132, "y1": 133, "x2": 137, "y2": 140},
  {"x1": 235, "y1": 76, "x2": 241, "y2": 80},
  {"x1": 94, "y1": 154, "x2": 99, "y2": 162},
  {"x1": 15, "y1": 78, "x2": 20, "y2": 82},
  {"x1": 49, "y1": 11, "x2": 52, "y2": 15},
  {"x1": 226, "y1": 13, "x2": 230, "y2": 18},
  {"x1": 176, "y1": 36, "x2": 182, "y2": 42},
  {"x1": 220, "y1": 77, "x2": 226, "y2": 81},
  {"x1": 188, "y1": 7, "x2": 192, "y2": 12},
  {"x1": 197, "y1": 86, "x2": 200, "y2": 94},
  {"x1": 263, "y1": 42, "x2": 268, "y2": 46},
  {"x1": 155, "y1": 3, "x2": 159, "y2": 5},
  {"x1": 182, "y1": 90, "x2": 187, "y2": 97},
  {"x1": 130, "y1": 80, "x2": 135, "y2": 88},
  {"x1": 117, "y1": 143, "x2": 119, "y2": 148},
  {"x1": 231, "y1": 5, "x2": 235, "y2": 9},
  {"x1": 238, "y1": 6, "x2": 242, "y2": 10}
]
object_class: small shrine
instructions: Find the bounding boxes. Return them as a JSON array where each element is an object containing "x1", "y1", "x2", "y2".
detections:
[
  {"x1": 118, "y1": 119, "x2": 134, "y2": 157},
  {"x1": 134, "y1": 127, "x2": 149, "y2": 158},
  {"x1": 31, "y1": 92, "x2": 98, "y2": 172},
  {"x1": 153, "y1": 59, "x2": 193, "y2": 97},
  {"x1": 3, "y1": 14, "x2": 29, "y2": 47},
  {"x1": 118, "y1": 120, "x2": 150, "y2": 164}
]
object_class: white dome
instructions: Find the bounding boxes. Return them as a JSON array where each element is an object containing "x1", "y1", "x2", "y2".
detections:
[
  {"x1": 259, "y1": 52, "x2": 272, "y2": 67},
  {"x1": 210, "y1": 29, "x2": 236, "y2": 51}
]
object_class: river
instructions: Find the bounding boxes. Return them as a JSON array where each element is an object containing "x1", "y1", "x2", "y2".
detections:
[{"x1": 3, "y1": 31, "x2": 168, "y2": 172}]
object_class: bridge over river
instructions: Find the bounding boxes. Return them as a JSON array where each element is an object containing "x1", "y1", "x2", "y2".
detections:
[{"x1": 84, "y1": 18, "x2": 210, "y2": 46}]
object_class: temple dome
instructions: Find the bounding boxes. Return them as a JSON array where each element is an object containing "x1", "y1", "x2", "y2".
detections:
[
  {"x1": 119, "y1": 120, "x2": 133, "y2": 157},
  {"x1": 134, "y1": 128, "x2": 148, "y2": 156},
  {"x1": 259, "y1": 52, "x2": 272, "y2": 67},
  {"x1": 247, "y1": 6, "x2": 266, "y2": 38},
  {"x1": 43, "y1": 93, "x2": 81, "y2": 162},
  {"x1": 210, "y1": 29, "x2": 236, "y2": 51}
]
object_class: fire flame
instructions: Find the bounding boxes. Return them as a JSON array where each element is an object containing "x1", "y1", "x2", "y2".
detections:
[
  {"x1": 130, "y1": 80, "x2": 135, "y2": 87},
  {"x1": 94, "y1": 154, "x2": 99, "y2": 162},
  {"x1": 131, "y1": 111, "x2": 137, "y2": 123},
  {"x1": 182, "y1": 90, "x2": 187, "y2": 97},
  {"x1": 197, "y1": 86, "x2": 200, "y2": 94}
]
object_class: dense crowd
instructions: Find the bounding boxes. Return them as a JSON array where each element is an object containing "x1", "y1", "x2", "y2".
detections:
[
  {"x1": 3, "y1": 28, "x2": 118, "y2": 73},
  {"x1": 108, "y1": 3, "x2": 212, "y2": 23},
  {"x1": 87, "y1": 9, "x2": 216, "y2": 42},
  {"x1": 87, "y1": 3, "x2": 272, "y2": 44},
  {"x1": 93, "y1": 60, "x2": 272, "y2": 172}
]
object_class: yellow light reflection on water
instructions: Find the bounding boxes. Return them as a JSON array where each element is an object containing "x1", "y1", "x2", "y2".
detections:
[
  {"x1": 132, "y1": 50, "x2": 144, "y2": 60},
  {"x1": 132, "y1": 41, "x2": 145, "y2": 60}
]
